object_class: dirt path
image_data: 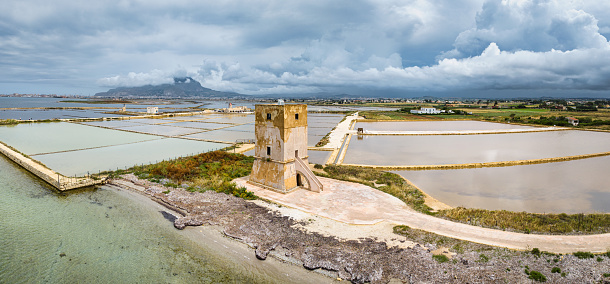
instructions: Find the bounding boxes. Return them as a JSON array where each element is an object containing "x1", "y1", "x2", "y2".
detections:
[{"x1": 234, "y1": 176, "x2": 610, "y2": 254}]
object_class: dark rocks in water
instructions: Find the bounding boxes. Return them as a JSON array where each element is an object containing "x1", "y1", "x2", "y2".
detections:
[
  {"x1": 255, "y1": 248, "x2": 269, "y2": 260},
  {"x1": 116, "y1": 175, "x2": 609, "y2": 284},
  {"x1": 173, "y1": 217, "x2": 204, "y2": 230},
  {"x1": 59, "y1": 253, "x2": 66, "y2": 257}
]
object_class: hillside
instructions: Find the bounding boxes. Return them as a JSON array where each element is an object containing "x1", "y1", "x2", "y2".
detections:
[{"x1": 94, "y1": 77, "x2": 241, "y2": 98}]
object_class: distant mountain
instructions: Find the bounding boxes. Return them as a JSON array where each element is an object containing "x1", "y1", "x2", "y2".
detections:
[{"x1": 94, "y1": 77, "x2": 242, "y2": 98}]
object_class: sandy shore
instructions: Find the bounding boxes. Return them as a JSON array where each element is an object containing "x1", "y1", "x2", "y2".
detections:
[
  {"x1": 107, "y1": 175, "x2": 610, "y2": 283},
  {"x1": 105, "y1": 183, "x2": 337, "y2": 284}
]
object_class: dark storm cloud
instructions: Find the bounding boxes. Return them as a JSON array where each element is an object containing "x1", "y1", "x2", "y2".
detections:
[{"x1": 1, "y1": 0, "x2": 609, "y2": 97}]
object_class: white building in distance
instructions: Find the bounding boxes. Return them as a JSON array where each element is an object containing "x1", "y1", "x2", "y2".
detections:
[
  {"x1": 146, "y1": 107, "x2": 159, "y2": 114},
  {"x1": 410, "y1": 107, "x2": 443, "y2": 114}
]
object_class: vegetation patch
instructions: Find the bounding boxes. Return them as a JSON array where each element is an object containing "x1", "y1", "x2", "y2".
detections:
[
  {"x1": 573, "y1": 251, "x2": 594, "y2": 259},
  {"x1": 0, "y1": 119, "x2": 20, "y2": 125},
  {"x1": 526, "y1": 270, "x2": 547, "y2": 282},
  {"x1": 392, "y1": 225, "x2": 492, "y2": 252},
  {"x1": 123, "y1": 150, "x2": 256, "y2": 200},
  {"x1": 435, "y1": 208, "x2": 610, "y2": 235},
  {"x1": 315, "y1": 131, "x2": 332, "y2": 147},
  {"x1": 321, "y1": 165, "x2": 433, "y2": 214},
  {"x1": 359, "y1": 110, "x2": 439, "y2": 121},
  {"x1": 317, "y1": 165, "x2": 610, "y2": 235},
  {"x1": 432, "y1": 254, "x2": 449, "y2": 263}
]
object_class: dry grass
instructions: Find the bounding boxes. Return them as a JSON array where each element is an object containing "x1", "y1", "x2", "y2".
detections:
[
  {"x1": 436, "y1": 208, "x2": 610, "y2": 235},
  {"x1": 130, "y1": 150, "x2": 257, "y2": 199},
  {"x1": 319, "y1": 165, "x2": 610, "y2": 235}
]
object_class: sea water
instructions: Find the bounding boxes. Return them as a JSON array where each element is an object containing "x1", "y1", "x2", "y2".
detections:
[{"x1": 0, "y1": 154, "x2": 329, "y2": 283}]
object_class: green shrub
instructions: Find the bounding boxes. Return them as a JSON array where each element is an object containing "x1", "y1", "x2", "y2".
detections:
[
  {"x1": 478, "y1": 254, "x2": 489, "y2": 263},
  {"x1": 131, "y1": 151, "x2": 257, "y2": 200},
  {"x1": 162, "y1": 190, "x2": 170, "y2": 194},
  {"x1": 603, "y1": 273, "x2": 610, "y2": 277},
  {"x1": 527, "y1": 270, "x2": 547, "y2": 282},
  {"x1": 573, "y1": 251, "x2": 594, "y2": 259},
  {"x1": 314, "y1": 164, "x2": 324, "y2": 169},
  {"x1": 597, "y1": 257, "x2": 603, "y2": 262},
  {"x1": 551, "y1": 267, "x2": 561, "y2": 273},
  {"x1": 531, "y1": 248, "x2": 541, "y2": 257},
  {"x1": 432, "y1": 254, "x2": 449, "y2": 263},
  {"x1": 0, "y1": 119, "x2": 19, "y2": 125}
]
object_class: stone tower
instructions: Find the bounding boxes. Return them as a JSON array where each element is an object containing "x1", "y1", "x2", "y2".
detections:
[{"x1": 249, "y1": 104, "x2": 323, "y2": 193}]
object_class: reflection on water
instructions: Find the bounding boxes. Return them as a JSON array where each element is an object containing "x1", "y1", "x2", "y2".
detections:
[
  {"x1": 344, "y1": 130, "x2": 610, "y2": 166},
  {"x1": 394, "y1": 155, "x2": 610, "y2": 213},
  {"x1": 356, "y1": 120, "x2": 536, "y2": 131}
]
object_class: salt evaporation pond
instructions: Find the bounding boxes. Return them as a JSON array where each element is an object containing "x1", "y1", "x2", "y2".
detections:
[
  {"x1": 355, "y1": 120, "x2": 536, "y2": 131},
  {"x1": 0, "y1": 111, "x2": 345, "y2": 176},
  {"x1": 0, "y1": 155, "x2": 327, "y2": 283},
  {"x1": 0, "y1": 122, "x2": 159, "y2": 155},
  {"x1": 0, "y1": 109, "x2": 128, "y2": 120},
  {"x1": 308, "y1": 150, "x2": 332, "y2": 165},
  {"x1": 394, "y1": 155, "x2": 610, "y2": 213},
  {"x1": 343, "y1": 130, "x2": 610, "y2": 166},
  {"x1": 34, "y1": 138, "x2": 227, "y2": 176}
]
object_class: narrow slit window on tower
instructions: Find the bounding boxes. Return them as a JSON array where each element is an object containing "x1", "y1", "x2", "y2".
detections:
[
  {"x1": 295, "y1": 113, "x2": 299, "y2": 120},
  {"x1": 266, "y1": 113, "x2": 271, "y2": 120},
  {"x1": 267, "y1": 146, "x2": 271, "y2": 156}
]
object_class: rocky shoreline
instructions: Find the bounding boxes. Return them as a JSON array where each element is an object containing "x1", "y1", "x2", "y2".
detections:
[{"x1": 111, "y1": 174, "x2": 610, "y2": 283}]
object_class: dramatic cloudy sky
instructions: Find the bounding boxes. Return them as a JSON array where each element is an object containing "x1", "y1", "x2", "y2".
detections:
[{"x1": 1, "y1": 0, "x2": 610, "y2": 97}]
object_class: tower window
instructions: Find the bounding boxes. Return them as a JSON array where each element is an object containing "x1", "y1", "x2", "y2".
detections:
[
  {"x1": 295, "y1": 113, "x2": 299, "y2": 120},
  {"x1": 267, "y1": 146, "x2": 271, "y2": 156},
  {"x1": 266, "y1": 113, "x2": 271, "y2": 120}
]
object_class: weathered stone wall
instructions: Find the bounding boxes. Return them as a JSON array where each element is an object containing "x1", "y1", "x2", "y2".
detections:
[
  {"x1": 0, "y1": 142, "x2": 60, "y2": 188},
  {"x1": 0, "y1": 142, "x2": 101, "y2": 191},
  {"x1": 250, "y1": 104, "x2": 308, "y2": 192}
]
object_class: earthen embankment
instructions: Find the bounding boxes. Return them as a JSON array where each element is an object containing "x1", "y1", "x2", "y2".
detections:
[
  {"x1": 339, "y1": 150, "x2": 610, "y2": 170},
  {"x1": 0, "y1": 142, "x2": 102, "y2": 190}
]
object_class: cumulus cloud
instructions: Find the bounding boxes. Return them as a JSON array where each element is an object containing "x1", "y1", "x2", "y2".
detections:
[
  {"x1": 441, "y1": 0, "x2": 608, "y2": 59},
  {"x1": 185, "y1": 42, "x2": 610, "y2": 95},
  {"x1": 97, "y1": 70, "x2": 174, "y2": 87},
  {"x1": 2, "y1": 0, "x2": 610, "y2": 97}
]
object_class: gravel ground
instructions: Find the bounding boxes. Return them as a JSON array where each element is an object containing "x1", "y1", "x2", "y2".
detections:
[{"x1": 112, "y1": 174, "x2": 610, "y2": 284}]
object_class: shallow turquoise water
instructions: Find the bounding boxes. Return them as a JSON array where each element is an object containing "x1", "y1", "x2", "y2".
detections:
[{"x1": 0, "y1": 155, "x2": 261, "y2": 283}]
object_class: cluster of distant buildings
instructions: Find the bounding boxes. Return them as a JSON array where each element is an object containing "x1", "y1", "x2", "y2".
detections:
[
  {"x1": 410, "y1": 107, "x2": 444, "y2": 114},
  {"x1": 216, "y1": 103, "x2": 252, "y2": 113}
]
